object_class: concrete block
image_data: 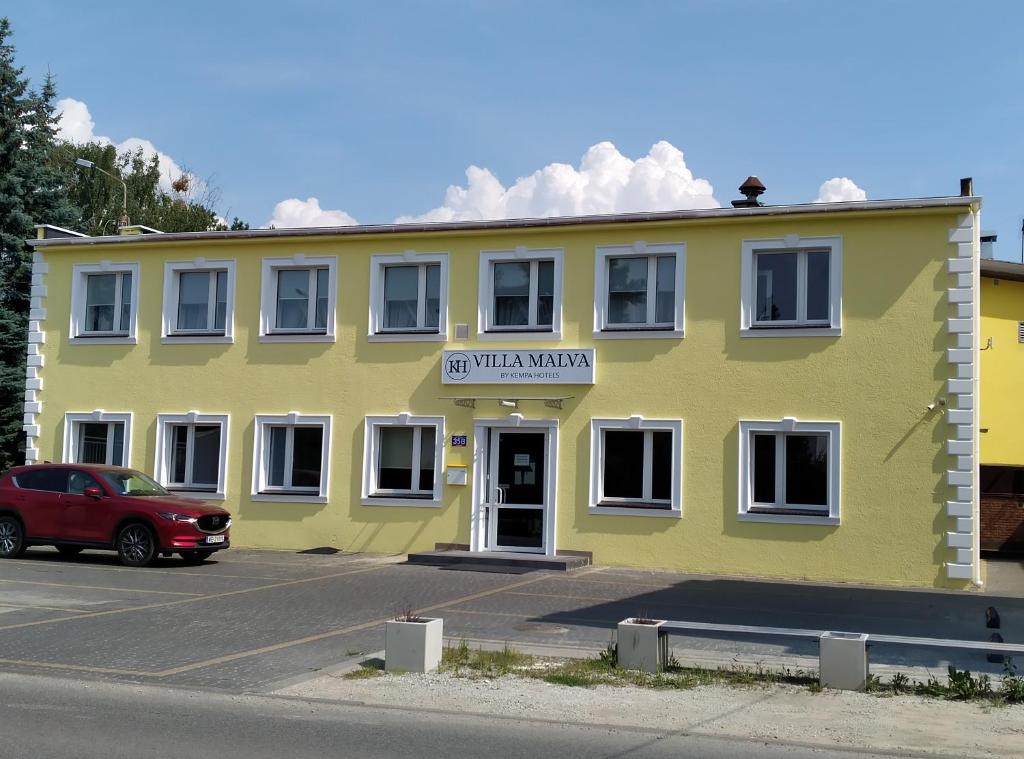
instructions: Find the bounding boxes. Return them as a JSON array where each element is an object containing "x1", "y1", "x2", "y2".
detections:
[
  {"x1": 947, "y1": 318, "x2": 972, "y2": 334},
  {"x1": 955, "y1": 547, "x2": 973, "y2": 564},
  {"x1": 947, "y1": 288, "x2": 972, "y2": 304},
  {"x1": 947, "y1": 532, "x2": 971, "y2": 548},
  {"x1": 956, "y1": 486, "x2": 973, "y2": 502},
  {"x1": 819, "y1": 632, "x2": 868, "y2": 691},
  {"x1": 385, "y1": 617, "x2": 443, "y2": 673},
  {"x1": 946, "y1": 562, "x2": 973, "y2": 579},
  {"x1": 947, "y1": 379, "x2": 972, "y2": 394},
  {"x1": 947, "y1": 470, "x2": 971, "y2": 487},
  {"x1": 955, "y1": 517, "x2": 973, "y2": 533},
  {"x1": 947, "y1": 257, "x2": 972, "y2": 273},
  {"x1": 946, "y1": 501, "x2": 972, "y2": 518},
  {"x1": 947, "y1": 440, "x2": 971, "y2": 456},
  {"x1": 618, "y1": 619, "x2": 669, "y2": 674}
]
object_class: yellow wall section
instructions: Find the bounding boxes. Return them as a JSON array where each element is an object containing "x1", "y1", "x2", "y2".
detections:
[
  {"x1": 33, "y1": 209, "x2": 969, "y2": 587},
  {"x1": 980, "y1": 276, "x2": 1024, "y2": 465}
]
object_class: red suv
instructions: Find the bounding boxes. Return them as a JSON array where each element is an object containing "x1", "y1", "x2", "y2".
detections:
[{"x1": 0, "y1": 464, "x2": 231, "y2": 567}]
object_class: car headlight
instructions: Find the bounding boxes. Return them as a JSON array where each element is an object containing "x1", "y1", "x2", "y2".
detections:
[{"x1": 157, "y1": 512, "x2": 197, "y2": 523}]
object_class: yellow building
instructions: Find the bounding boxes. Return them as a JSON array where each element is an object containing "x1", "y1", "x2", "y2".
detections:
[
  {"x1": 979, "y1": 257, "x2": 1024, "y2": 553},
  {"x1": 23, "y1": 188, "x2": 983, "y2": 588}
]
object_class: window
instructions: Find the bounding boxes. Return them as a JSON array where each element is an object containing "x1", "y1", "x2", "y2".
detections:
[
  {"x1": 252, "y1": 414, "x2": 331, "y2": 502},
  {"x1": 594, "y1": 243, "x2": 685, "y2": 336},
  {"x1": 740, "y1": 236, "x2": 841, "y2": 336},
  {"x1": 67, "y1": 470, "x2": 102, "y2": 495},
  {"x1": 70, "y1": 263, "x2": 140, "y2": 344},
  {"x1": 62, "y1": 412, "x2": 132, "y2": 466},
  {"x1": 259, "y1": 256, "x2": 337, "y2": 342},
  {"x1": 162, "y1": 260, "x2": 236, "y2": 342},
  {"x1": 589, "y1": 418, "x2": 683, "y2": 517},
  {"x1": 738, "y1": 419, "x2": 841, "y2": 524},
  {"x1": 478, "y1": 248, "x2": 563, "y2": 339},
  {"x1": 154, "y1": 413, "x2": 229, "y2": 499},
  {"x1": 362, "y1": 415, "x2": 444, "y2": 506},
  {"x1": 368, "y1": 252, "x2": 448, "y2": 341},
  {"x1": 981, "y1": 465, "x2": 1024, "y2": 497},
  {"x1": 15, "y1": 468, "x2": 68, "y2": 492}
]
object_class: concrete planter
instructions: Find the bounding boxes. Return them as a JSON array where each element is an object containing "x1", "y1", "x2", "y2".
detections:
[
  {"x1": 617, "y1": 618, "x2": 669, "y2": 673},
  {"x1": 385, "y1": 617, "x2": 443, "y2": 673},
  {"x1": 819, "y1": 631, "x2": 869, "y2": 691}
]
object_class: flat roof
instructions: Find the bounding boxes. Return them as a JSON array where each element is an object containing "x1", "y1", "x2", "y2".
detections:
[
  {"x1": 981, "y1": 258, "x2": 1024, "y2": 282},
  {"x1": 27, "y1": 195, "x2": 980, "y2": 249}
]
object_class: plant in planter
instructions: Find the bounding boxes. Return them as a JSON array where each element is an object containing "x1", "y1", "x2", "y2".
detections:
[
  {"x1": 385, "y1": 609, "x2": 443, "y2": 673},
  {"x1": 617, "y1": 616, "x2": 669, "y2": 674}
]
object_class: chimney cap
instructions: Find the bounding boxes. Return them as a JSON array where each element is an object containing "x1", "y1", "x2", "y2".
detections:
[{"x1": 732, "y1": 176, "x2": 766, "y2": 208}]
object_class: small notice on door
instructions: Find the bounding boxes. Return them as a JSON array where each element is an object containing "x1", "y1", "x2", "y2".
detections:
[{"x1": 513, "y1": 453, "x2": 531, "y2": 467}]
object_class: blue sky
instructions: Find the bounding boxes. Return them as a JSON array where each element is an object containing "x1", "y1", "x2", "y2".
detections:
[{"x1": 7, "y1": 1, "x2": 1024, "y2": 258}]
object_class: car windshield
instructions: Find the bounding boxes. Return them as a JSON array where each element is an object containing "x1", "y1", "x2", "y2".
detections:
[{"x1": 99, "y1": 470, "x2": 168, "y2": 497}]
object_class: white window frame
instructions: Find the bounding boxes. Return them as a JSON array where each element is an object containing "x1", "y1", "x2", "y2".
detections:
[
  {"x1": 62, "y1": 411, "x2": 133, "y2": 466},
  {"x1": 361, "y1": 414, "x2": 444, "y2": 507},
  {"x1": 740, "y1": 235, "x2": 842, "y2": 337},
  {"x1": 738, "y1": 418, "x2": 841, "y2": 525},
  {"x1": 368, "y1": 251, "x2": 449, "y2": 342},
  {"x1": 478, "y1": 247, "x2": 564, "y2": 341},
  {"x1": 161, "y1": 259, "x2": 236, "y2": 344},
  {"x1": 69, "y1": 262, "x2": 140, "y2": 344},
  {"x1": 594, "y1": 242, "x2": 686, "y2": 338},
  {"x1": 589, "y1": 417, "x2": 683, "y2": 518},
  {"x1": 259, "y1": 255, "x2": 337, "y2": 343},
  {"x1": 153, "y1": 412, "x2": 229, "y2": 500},
  {"x1": 251, "y1": 413, "x2": 331, "y2": 503}
]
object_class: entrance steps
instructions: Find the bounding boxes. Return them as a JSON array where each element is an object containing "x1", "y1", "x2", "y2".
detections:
[{"x1": 407, "y1": 549, "x2": 590, "y2": 572}]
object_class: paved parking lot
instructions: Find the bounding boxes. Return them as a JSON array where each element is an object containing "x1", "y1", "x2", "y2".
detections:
[{"x1": 0, "y1": 548, "x2": 1022, "y2": 692}]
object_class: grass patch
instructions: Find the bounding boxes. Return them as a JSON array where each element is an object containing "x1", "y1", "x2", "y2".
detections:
[
  {"x1": 442, "y1": 640, "x2": 535, "y2": 677},
  {"x1": 342, "y1": 660, "x2": 385, "y2": 680}
]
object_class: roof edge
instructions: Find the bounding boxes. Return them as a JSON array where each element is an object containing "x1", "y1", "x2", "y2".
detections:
[{"x1": 28, "y1": 196, "x2": 981, "y2": 248}]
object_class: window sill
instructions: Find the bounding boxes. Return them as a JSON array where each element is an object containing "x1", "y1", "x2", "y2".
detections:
[
  {"x1": 738, "y1": 510, "x2": 839, "y2": 526},
  {"x1": 740, "y1": 327, "x2": 840, "y2": 338},
  {"x1": 258, "y1": 333, "x2": 335, "y2": 344},
  {"x1": 477, "y1": 330, "x2": 562, "y2": 342},
  {"x1": 367, "y1": 332, "x2": 447, "y2": 343},
  {"x1": 361, "y1": 496, "x2": 443, "y2": 508},
  {"x1": 589, "y1": 505, "x2": 681, "y2": 518},
  {"x1": 593, "y1": 329, "x2": 683, "y2": 340},
  {"x1": 161, "y1": 334, "x2": 234, "y2": 345},
  {"x1": 70, "y1": 335, "x2": 137, "y2": 345},
  {"x1": 251, "y1": 493, "x2": 328, "y2": 504}
]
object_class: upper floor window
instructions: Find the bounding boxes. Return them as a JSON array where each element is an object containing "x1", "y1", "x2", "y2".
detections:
[
  {"x1": 162, "y1": 260, "x2": 236, "y2": 343},
  {"x1": 70, "y1": 263, "x2": 140, "y2": 344},
  {"x1": 62, "y1": 411, "x2": 132, "y2": 467},
  {"x1": 259, "y1": 255, "x2": 337, "y2": 343},
  {"x1": 740, "y1": 236, "x2": 841, "y2": 337},
  {"x1": 738, "y1": 418, "x2": 840, "y2": 525},
  {"x1": 251, "y1": 413, "x2": 331, "y2": 502},
  {"x1": 154, "y1": 413, "x2": 229, "y2": 499},
  {"x1": 368, "y1": 252, "x2": 448, "y2": 341},
  {"x1": 589, "y1": 417, "x2": 683, "y2": 517},
  {"x1": 594, "y1": 243, "x2": 685, "y2": 337},
  {"x1": 478, "y1": 248, "x2": 563, "y2": 340}
]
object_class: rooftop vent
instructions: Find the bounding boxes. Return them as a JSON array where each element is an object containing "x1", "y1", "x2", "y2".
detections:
[
  {"x1": 731, "y1": 176, "x2": 766, "y2": 208},
  {"x1": 981, "y1": 231, "x2": 997, "y2": 260}
]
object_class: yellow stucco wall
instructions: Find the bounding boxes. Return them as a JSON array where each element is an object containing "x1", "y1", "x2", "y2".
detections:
[
  {"x1": 980, "y1": 276, "x2": 1024, "y2": 465},
  {"x1": 32, "y1": 207, "x2": 971, "y2": 587}
]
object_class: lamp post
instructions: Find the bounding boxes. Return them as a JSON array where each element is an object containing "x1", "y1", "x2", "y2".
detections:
[{"x1": 75, "y1": 158, "x2": 129, "y2": 228}]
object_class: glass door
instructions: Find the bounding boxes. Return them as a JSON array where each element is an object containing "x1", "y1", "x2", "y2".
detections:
[{"x1": 487, "y1": 430, "x2": 546, "y2": 553}]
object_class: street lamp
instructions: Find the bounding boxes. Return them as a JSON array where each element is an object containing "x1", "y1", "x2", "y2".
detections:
[{"x1": 75, "y1": 158, "x2": 129, "y2": 228}]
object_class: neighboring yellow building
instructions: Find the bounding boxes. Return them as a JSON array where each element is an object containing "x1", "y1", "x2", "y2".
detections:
[
  {"x1": 979, "y1": 258, "x2": 1024, "y2": 553},
  {"x1": 23, "y1": 190, "x2": 982, "y2": 588}
]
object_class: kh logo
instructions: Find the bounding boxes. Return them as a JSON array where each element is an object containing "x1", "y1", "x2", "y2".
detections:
[{"x1": 444, "y1": 352, "x2": 471, "y2": 381}]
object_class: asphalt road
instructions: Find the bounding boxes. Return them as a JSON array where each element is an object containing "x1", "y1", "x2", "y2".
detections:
[
  {"x1": 0, "y1": 547, "x2": 1021, "y2": 691},
  {"x1": 0, "y1": 671, "x2": 912, "y2": 759}
]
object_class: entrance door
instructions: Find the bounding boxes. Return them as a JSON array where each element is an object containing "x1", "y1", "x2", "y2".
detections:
[{"x1": 487, "y1": 430, "x2": 546, "y2": 553}]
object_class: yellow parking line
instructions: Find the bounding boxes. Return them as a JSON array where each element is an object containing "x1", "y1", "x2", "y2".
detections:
[
  {"x1": 0, "y1": 562, "x2": 390, "y2": 633},
  {"x1": 153, "y1": 571, "x2": 554, "y2": 676},
  {"x1": 506, "y1": 590, "x2": 623, "y2": 602},
  {"x1": 2, "y1": 558, "x2": 286, "y2": 582},
  {"x1": 0, "y1": 602, "x2": 93, "y2": 614},
  {"x1": 0, "y1": 578, "x2": 201, "y2": 596},
  {"x1": 0, "y1": 658, "x2": 144, "y2": 676}
]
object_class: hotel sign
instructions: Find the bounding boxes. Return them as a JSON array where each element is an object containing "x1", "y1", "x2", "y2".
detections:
[{"x1": 442, "y1": 349, "x2": 595, "y2": 385}]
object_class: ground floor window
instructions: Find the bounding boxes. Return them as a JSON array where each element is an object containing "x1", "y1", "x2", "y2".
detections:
[
  {"x1": 252, "y1": 414, "x2": 331, "y2": 502},
  {"x1": 154, "y1": 414, "x2": 229, "y2": 499},
  {"x1": 589, "y1": 418, "x2": 682, "y2": 517},
  {"x1": 62, "y1": 412, "x2": 132, "y2": 467},
  {"x1": 362, "y1": 415, "x2": 444, "y2": 506},
  {"x1": 738, "y1": 419, "x2": 840, "y2": 524}
]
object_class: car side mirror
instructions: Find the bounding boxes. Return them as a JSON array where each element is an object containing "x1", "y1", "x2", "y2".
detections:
[{"x1": 83, "y1": 486, "x2": 103, "y2": 499}]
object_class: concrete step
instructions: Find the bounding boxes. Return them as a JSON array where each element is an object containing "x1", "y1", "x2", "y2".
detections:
[{"x1": 407, "y1": 549, "x2": 590, "y2": 572}]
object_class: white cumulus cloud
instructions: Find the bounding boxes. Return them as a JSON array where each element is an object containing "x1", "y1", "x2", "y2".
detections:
[
  {"x1": 55, "y1": 97, "x2": 193, "y2": 194},
  {"x1": 267, "y1": 197, "x2": 358, "y2": 228},
  {"x1": 814, "y1": 177, "x2": 867, "y2": 203},
  {"x1": 396, "y1": 140, "x2": 718, "y2": 223}
]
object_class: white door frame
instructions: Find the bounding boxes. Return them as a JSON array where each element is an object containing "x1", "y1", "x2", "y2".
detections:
[{"x1": 471, "y1": 416, "x2": 558, "y2": 556}]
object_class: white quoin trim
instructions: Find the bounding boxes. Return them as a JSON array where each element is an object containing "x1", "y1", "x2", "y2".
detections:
[{"x1": 23, "y1": 253, "x2": 47, "y2": 463}]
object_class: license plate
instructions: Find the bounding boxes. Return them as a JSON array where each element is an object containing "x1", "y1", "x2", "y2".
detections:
[{"x1": 205, "y1": 535, "x2": 225, "y2": 544}]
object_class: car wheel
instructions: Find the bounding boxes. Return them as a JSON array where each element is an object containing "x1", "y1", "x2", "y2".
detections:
[
  {"x1": 116, "y1": 524, "x2": 156, "y2": 567},
  {"x1": 0, "y1": 516, "x2": 25, "y2": 559},
  {"x1": 56, "y1": 545, "x2": 84, "y2": 558},
  {"x1": 179, "y1": 550, "x2": 214, "y2": 565}
]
